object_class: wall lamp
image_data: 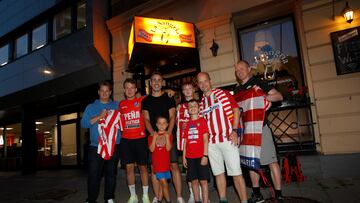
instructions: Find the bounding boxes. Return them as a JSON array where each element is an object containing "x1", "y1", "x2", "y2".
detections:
[
  {"x1": 342, "y1": 1, "x2": 354, "y2": 24},
  {"x1": 333, "y1": 1, "x2": 354, "y2": 24}
]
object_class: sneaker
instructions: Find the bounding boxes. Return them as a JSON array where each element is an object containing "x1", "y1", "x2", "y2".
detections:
[
  {"x1": 152, "y1": 197, "x2": 158, "y2": 203},
  {"x1": 219, "y1": 200, "x2": 228, "y2": 203},
  {"x1": 107, "y1": 199, "x2": 115, "y2": 203},
  {"x1": 248, "y1": 193, "x2": 265, "y2": 203},
  {"x1": 127, "y1": 195, "x2": 138, "y2": 203},
  {"x1": 142, "y1": 195, "x2": 150, "y2": 203},
  {"x1": 187, "y1": 194, "x2": 195, "y2": 203},
  {"x1": 177, "y1": 197, "x2": 185, "y2": 203},
  {"x1": 275, "y1": 196, "x2": 285, "y2": 203}
]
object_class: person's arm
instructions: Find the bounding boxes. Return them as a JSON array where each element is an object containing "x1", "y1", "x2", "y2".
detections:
[
  {"x1": 142, "y1": 110, "x2": 155, "y2": 136},
  {"x1": 227, "y1": 92, "x2": 240, "y2": 146},
  {"x1": 167, "y1": 107, "x2": 176, "y2": 135},
  {"x1": 265, "y1": 88, "x2": 283, "y2": 102},
  {"x1": 80, "y1": 105, "x2": 106, "y2": 128},
  {"x1": 200, "y1": 132, "x2": 209, "y2": 166},
  {"x1": 165, "y1": 133, "x2": 172, "y2": 151},
  {"x1": 182, "y1": 141, "x2": 187, "y2": 168},
  {"x1": 254, "y1": 78, "x2": 283, "y2": 102},
  {"x1": 90, "y1": 109, "x2": 107, "y2": 125},
  {"x1": 148, "y1": 134, "x2": 158, "y2": 152}
]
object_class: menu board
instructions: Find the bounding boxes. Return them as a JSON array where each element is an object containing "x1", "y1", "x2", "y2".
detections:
[{"x1": 330, "y1": 26, "x2": 360, "y2": 75}]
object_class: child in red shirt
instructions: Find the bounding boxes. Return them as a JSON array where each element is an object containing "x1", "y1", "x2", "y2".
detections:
[
  {"x1": 148, "y1": 116, "x2": 172, "y2": 203},
  {"x1": 182, "y1": 99, "x2": 210, "y2": 203}
]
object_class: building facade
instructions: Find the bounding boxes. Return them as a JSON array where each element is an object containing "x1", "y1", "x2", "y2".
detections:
[
  {"x1": 0, "y1": 0, "x2": 359, "y2": 173},
  {"x1": 0, "y1": 0, "x2": 111, "y2": 173},
  {"x1": 107, "y1": 0, "x2": 360, "y2": 156}
]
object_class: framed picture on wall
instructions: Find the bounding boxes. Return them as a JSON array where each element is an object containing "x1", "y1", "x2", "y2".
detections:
[{"x1": 330, "y1": 26, "x2": 360, "y2": 75}]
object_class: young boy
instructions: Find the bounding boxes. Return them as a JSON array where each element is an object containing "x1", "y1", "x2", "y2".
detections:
[
  {"x1": 182, "y1": 99, "x2": 210, "y2": 203},
  {"x1": 148, "y1": 116, "x2": 173, "y2": 203}
]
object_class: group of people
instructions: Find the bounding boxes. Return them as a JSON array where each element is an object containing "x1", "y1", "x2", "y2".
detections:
[{"x1": 81, "y1": 60, "x2": 284, "y2": 203}]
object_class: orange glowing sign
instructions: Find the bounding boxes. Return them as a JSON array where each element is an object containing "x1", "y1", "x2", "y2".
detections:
[{"x1": 128, "y1": 16, "x2": 196, "y2": 60}]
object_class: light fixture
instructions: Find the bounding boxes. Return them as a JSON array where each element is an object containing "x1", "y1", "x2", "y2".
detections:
[
  {"x1": 342, "y1": 1, "x2": 354, "y2": 24},
  {"x1": 43, "y1": 69, "x2": 52, "y2": 74},
  {"x1": 35, "y1": 121, "x2": 43, "y2": 125},
  {"x1": 210, "y1": 39, "x2": 219, "y2": 57},
  {"x1": 44, "y1": 131, "x2": 50, "y2": 134}
]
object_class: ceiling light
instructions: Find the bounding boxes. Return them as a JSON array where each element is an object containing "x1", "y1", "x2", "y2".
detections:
[
  {"x1": 43, "y1": 69, "x2": 52, "y2": 74},
  {"x1": 44, "y1": 131, "x2": 50, "y2": 134},
  {"x1": 36, "y1": 121, "x2": 43, "y2": 125}
]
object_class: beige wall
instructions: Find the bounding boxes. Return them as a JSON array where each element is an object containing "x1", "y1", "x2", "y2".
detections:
[
  {"x1": 301, "y1": 0, "x2": 360, "y2": 154},
  {"x1": 108, "y1": 0, "x2": 360, "y2": 154}
]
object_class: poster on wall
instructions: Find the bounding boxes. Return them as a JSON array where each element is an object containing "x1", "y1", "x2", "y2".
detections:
[{"x1": 330, "y1": 26, "x2": 360, "y2": 75}]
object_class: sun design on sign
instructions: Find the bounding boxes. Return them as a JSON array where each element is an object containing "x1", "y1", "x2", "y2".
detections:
[{"x1": 150, "y1": 21, "x2": 180, "y2": 44}]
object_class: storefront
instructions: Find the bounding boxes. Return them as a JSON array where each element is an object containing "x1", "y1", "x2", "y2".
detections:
[{"x1": 108, "y1": 0, "x2": 360, "y2": 155}]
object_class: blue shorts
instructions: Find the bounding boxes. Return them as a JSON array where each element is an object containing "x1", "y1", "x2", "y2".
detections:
[{"x1": 155, "y1": 171, "x2": 171, "y2": 180}]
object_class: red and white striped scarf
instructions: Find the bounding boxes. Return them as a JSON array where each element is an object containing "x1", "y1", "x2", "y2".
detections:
[
  {"x1": 176, "y1": 103, "x2": 189, "y2": 150},
  {"x1": 234, "y1": 87, "x2": 271, "y2": 170},
  {"x1": 97, "y1": 109, "x2": 122, "y2": 160}
]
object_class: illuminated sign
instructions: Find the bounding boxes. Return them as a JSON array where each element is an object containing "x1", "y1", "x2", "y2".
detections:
[{"x1": 128, "y1": 16, "x2": 196, "y2": 60}]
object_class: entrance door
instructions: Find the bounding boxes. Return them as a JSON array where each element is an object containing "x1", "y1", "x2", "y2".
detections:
[
  {"x1": 60, "y1": 123, "x2": 77, "y2": 165},
  {"x1": 58, "y1": 113, "x2": 79, "y2": 166}
]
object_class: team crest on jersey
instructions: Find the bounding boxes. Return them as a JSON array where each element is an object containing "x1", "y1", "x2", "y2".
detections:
[
  {"x1": 134, "y1": 101, "x2": 139, "y2": 107},
  {"x1": 121, "y1": 106, "x2": 128, "y2": 109}
]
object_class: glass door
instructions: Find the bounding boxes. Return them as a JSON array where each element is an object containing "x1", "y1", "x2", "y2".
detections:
[
  {"x1": 58, "y1": 112, "x2": 79, "y2": 166},
  {"x1": 60, "y1": 123, "x2": 77, "y2": 165}
]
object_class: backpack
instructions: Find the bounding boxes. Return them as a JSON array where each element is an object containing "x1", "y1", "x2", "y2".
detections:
[{"x1": 282, "y1": 153, "x2": 305, "y2": 184}]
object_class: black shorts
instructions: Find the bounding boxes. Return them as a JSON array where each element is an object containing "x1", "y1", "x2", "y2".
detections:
[
  {"x1": 119, "y1": 137, "x2": 148, "y2": 166},
  {"x1": 186, "y1": 158, "x2": 210, "y2": 181}
]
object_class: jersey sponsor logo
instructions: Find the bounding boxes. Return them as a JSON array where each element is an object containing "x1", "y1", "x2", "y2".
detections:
[
  {"x1": 124, "y1": 110, "x2": 141, "y2": 120},
  {"x1": 202, "y1": 103, "x2": 220, "y2": 115}
]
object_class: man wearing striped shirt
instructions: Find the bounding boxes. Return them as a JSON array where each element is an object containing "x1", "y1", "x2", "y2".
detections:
[{"x1": 196, "y1": 72, "x2": 248, "y2": 203}]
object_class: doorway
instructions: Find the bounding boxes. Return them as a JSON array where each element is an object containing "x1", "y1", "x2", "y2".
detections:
[{"x1": 58, "y1": 112, "x2": 81, "y2": 167}]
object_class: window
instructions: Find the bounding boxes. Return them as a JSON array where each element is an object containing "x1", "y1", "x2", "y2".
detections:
[
  {"x1": 53, "y1": 8, "x2": 71, "y2": 40},
  {"x1": 32, "y1": 23, "x2": 47, "y2": 50},
  {"x1": 0, "y1": 44, "x2": 9, "y2": 66},
  {"x1": 238, "y1": 17, "x2": 304, "y2": 100},
  {"x1": 77, "y1": 1, "x2": 86, "y2": 29},
  {"x1": 15, "y1": 34, "x2": 29, "y2": 58}
]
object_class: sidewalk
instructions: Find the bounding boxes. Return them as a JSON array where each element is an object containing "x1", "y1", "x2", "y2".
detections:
[{"x1": 0, "y1": 169, "x2": 359, "y2": 203}]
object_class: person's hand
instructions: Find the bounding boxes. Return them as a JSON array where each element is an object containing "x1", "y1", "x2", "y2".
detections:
[
  {"x1": 183, "y1": 156, "x2": 188, "y2": 168},
  {"x1": 253, "y1": 85, "x2": 261, "y2": 91},
  {"x1": 166, "y1": 89, "x2": 176, "y2": 97},
  {"x1": 152, "y1": 132, "x2": 158, "y2": 138},
  {"x1": 200, "y1": 156, "x2": 208, "y2": 166},
  {"x1": 230, "y1": 131, "x2": 239, "y2": 146},
  {"x1": 99, "y1": 109, "x2": 107, "y2": 120}
]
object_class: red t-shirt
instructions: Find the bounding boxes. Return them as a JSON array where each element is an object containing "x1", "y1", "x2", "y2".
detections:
[
  {"x1": 119, "y1": 97, "x2": 146, "y2": 139},
  {"x1": 184, "y1": 118, "x2": 209, "y2": 158},
  {"x1": 148, "y1": 133, "x2": 172, "y2": 173}
]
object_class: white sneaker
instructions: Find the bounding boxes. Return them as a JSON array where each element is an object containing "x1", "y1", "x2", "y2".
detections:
[
  {"x1": 152, "y1": 197, "x2": 158, "y2": 203},
  {"x1": 107, "y1": 199, "x2": 115, "y2": 203},
  {"x1": 127, "y1": 195, "x2": 138, "y2": 203},
  {"x1": 177, "y1": 197, "x2": 185, "y2": 203},
  {"x1": 187, "y1": 194, "x2": 195, "y2": 203},
  {"x1": 142, "y1": 195, "x2": 151, "y2": 203}
]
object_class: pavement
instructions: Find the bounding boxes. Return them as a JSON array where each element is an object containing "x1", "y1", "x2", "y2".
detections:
[{"x1": 0, "y1": 168, "x2": 359, "y2": 203}]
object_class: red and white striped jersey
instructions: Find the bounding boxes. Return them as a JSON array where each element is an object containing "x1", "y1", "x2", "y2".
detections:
[
  {"x1": 176, "y1": 102, "x2": 190, "y2": 150},
  {"x1": 200, "y1": 88, "x2": 238, "y2": 144},
  {"x1": 97, "y1": 109, "x2": 122, "y2": 160}
]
